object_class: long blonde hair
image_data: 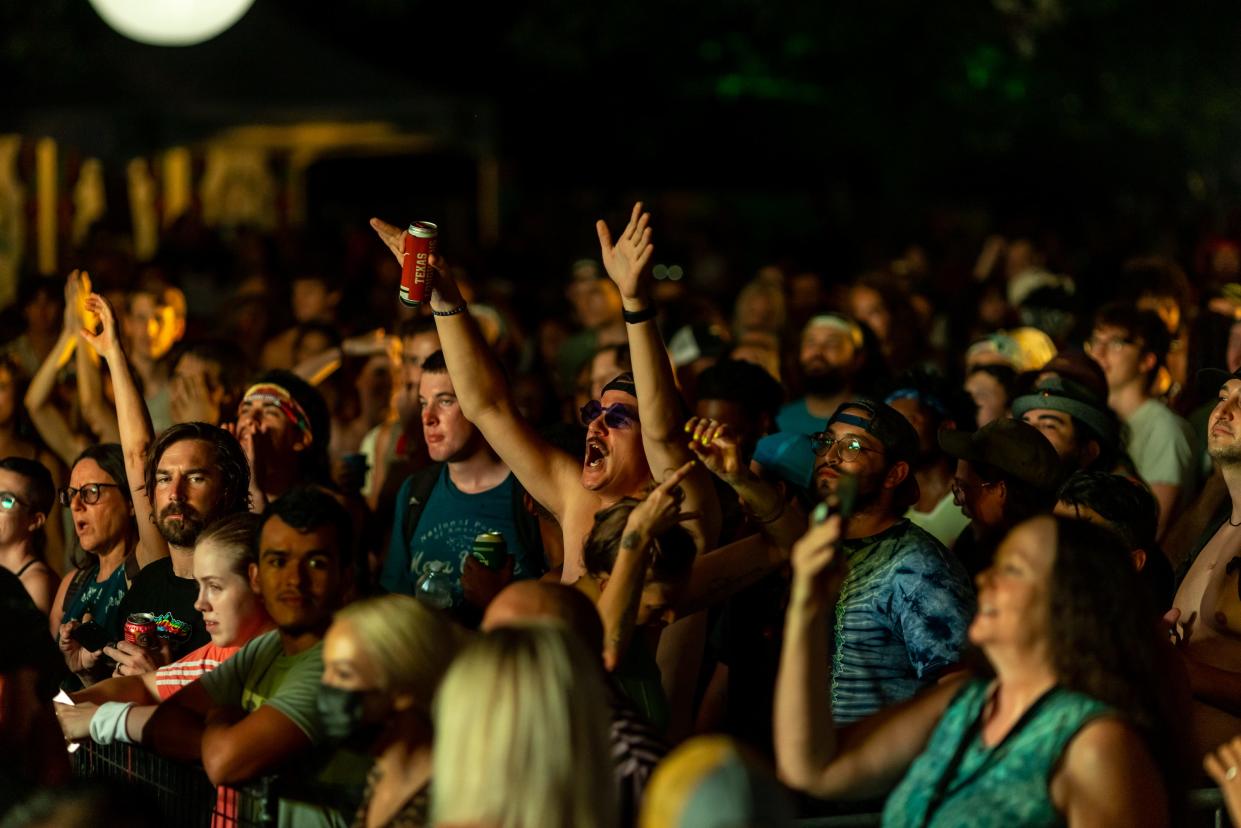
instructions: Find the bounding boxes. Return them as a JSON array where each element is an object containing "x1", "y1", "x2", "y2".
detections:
[
  {"x1": 432, "y1": 623, "x2": 616, "y2": 828},
  {"x1": 331, "y1": 595, "x2": 466, "y2": 714}
]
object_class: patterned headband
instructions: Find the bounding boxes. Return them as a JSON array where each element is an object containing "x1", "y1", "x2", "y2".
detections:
[{"x1": 242, "y1": 383, "x2": 313, "y2": 442}]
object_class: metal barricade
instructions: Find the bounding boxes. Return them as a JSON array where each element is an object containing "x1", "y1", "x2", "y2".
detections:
[{"x1": 70, "y1": 739, "x2": 275, "y2": 827}]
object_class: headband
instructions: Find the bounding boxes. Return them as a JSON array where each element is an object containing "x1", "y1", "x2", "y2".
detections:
[
  {"x1": 804, "y1": 314, "x2": 863, "y2": 348},
  {"x1": 242, "y1": 383, "x2": 313, "y2": 443}
]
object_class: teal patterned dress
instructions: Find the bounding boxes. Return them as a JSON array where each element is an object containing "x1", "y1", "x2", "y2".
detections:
[{"x1": 882, "y1": 679, "x2": 1113, "y2": 828}]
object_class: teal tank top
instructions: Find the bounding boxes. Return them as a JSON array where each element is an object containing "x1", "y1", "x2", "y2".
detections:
[{"x1": 882, "y1": 679, "x2": 1113, "y2": 828}]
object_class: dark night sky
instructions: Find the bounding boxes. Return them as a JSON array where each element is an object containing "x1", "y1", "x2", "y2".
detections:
[{"x1": 7, "y1": 1, "x2": 1241, "y2": 283}]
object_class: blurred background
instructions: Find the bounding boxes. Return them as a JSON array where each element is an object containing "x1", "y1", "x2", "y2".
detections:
[{"x1": 4, "y1": 0, "x2": 1241, "y2": 328}]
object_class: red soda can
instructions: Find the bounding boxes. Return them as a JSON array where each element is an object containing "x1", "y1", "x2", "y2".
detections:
[
  {"x1": 399, "y1": 221, "x2": 438, "y2": 307},
  {"x1": 124, "y1": 612, "x2": 159, "y2": 649}
]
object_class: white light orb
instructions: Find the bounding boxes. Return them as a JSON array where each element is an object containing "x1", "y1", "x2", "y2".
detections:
[{"x1": 88, "y1": 0, "x2": 257, "y2": 46}]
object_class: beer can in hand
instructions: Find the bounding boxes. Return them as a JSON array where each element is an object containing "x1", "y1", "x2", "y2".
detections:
[
  {"x1": 470, "y1": 531, "x2": 508, "y2": 570},
  {"x1": 399, "y1": 221, "x2": 438, "y2": 307},
  {"x1": 123, "y1": 613, "x2": 159, "y2": 649}
]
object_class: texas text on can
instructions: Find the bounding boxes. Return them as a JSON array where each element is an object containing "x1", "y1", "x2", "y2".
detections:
[{"x1": 399, "y1": 221, "x2": 438, "y2": 306}]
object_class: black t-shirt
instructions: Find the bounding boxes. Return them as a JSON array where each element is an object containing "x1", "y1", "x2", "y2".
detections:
[{"x1": 116, "y1": 557, "x2": 208, "y2": 658}]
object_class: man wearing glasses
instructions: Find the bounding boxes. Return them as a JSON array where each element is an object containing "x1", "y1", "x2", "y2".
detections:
[
  {"x1": 807, "y1": 398, "x2": 974, "y2": 724},
  {"x1": 1086, "y1": 302, "x2": 1194, "y2": 539}
]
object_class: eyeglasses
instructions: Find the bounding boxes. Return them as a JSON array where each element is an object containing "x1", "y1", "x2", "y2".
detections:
[
  {"x1": 58, "y1": 483, "x2": 121, "y2": 507},
  {"x1": 951, "y1": 477, "x2": 1000, "y2": 496},
  {"x1": 0, "y1": 491, "x2": 26, "y2": 510},
  {"x1": 810, "y1": 432, "x2": 882, "y2": 462},
  {"x1": 580, "y1": 400, "x2": 640, "y2": 429},
  {"x1": 1084, "y1": 335, "x2": 1137, "y2": 355}
]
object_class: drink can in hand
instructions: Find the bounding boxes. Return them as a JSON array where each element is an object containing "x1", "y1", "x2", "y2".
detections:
[
  {"x1": 399, "y1": 221, "x2": 438, "y2": 307},
  {"x1": 470, "y1": 531, "x2": 508, "y2": 570},
  {"x1": 124, "y1": 613, "x2": 159, "y2": 649}
]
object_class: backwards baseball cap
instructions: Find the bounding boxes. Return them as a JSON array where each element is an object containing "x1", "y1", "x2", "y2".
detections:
[
  {"x1": 639, "y1": 736, "x2": 794, "y2": 828},
  {"x1": 938, "y1": 418, "x2": 1063, "y2": 491},
  {"x1": 753, "y1": 431, "x2": 814, "y2": 492},
  {"x1": 1010, "y1": 375, "x2": 1118, "y2": 449},
  {"x1": 602, "y1": 372, "x2": 637, "y2": 398},
  {"x1": 825, "y1": 397, "x2": 920, "y2": 467}
]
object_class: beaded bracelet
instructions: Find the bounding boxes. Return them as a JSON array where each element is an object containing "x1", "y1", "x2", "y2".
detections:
[{"x1": 433, "y1": 304, "x2": 467, "y2": 317}]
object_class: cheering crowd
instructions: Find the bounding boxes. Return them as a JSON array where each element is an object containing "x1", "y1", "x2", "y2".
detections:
[{"x1": 6, "y1": 200, "x2": 1241, "y2": 826}]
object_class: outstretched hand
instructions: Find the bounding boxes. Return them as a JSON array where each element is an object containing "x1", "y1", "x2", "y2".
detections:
[
  {"x1": 596, "y1": 202, "x2": 654, "y2": 301},
  {"x1": 627, "y1": 459, "x2": 699, "y2": 538},
  {"x1": 368, "y1": 218, "x2": 463, "y2": 309},
  {"x1": 80, "y1": 293, "x2": 121, "y2": 359},
  {"x1": 684, "y1": 417, "x2": 746, "y2": 484}
]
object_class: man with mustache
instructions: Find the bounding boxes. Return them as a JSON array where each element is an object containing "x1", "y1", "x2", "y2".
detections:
[
  {"x1": 807, "y1": 398, "x2": 974, "y2": 723},
  {"x1": 108, "y1": 423, "x2": 252, "y2": 675},
  {"x1": 83, "y1": 293, "x2": 253, "y2": 678}
]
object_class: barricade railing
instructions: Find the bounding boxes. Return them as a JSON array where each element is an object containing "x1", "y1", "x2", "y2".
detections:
[{"x1": 70, "y1": 738, "x2": 275, "y2": 827}]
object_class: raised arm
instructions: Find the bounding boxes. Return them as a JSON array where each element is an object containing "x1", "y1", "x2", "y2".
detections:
[
  {"x1": 81, "y1": 294, "x2": 168, "y2": 567},
  {"x1": 370, "y1": 218, "x2": 580, "y2": 520},
  {"x1": 73, "y1": 272, "x2": 119, "y2": 442},
  {"x1": 597, "y1": 204, "x2": 720, "y2": 549},
  {"x1": 24, "y1": 272, "x2": 86, "y2": 467},
  {"x1": 773, "y1": 512, "x2": 959, "y2": 799}
]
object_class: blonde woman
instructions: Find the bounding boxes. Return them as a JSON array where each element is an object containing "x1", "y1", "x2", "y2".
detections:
[
  {"x1": 433, "y1": 624, "x2": 617, "y2": 828},
  {"x1": 318, "y1": 594, "x2": 467, "y2": 828}
]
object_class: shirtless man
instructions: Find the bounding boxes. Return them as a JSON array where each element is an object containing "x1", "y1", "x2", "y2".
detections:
[
  {"x1": 1171, "y1": 366, "x2": 1241, "y2": 753},
  {"x1": 370, "y1": 204, "x2": 719, "y2": 581}
]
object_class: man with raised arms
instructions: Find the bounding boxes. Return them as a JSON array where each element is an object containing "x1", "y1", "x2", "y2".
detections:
[{"x1": 371, "y1": 204, "x2": 720, "y2": 582}]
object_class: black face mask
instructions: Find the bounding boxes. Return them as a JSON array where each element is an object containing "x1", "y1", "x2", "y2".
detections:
[{"x1": 317, "y1": 684, "x2": 384, "y2": 747}]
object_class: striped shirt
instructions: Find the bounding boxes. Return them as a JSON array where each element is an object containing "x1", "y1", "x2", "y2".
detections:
[
  {"x1": 831, "y1": 520, "x2": 974, "y2": 724},
  {"x1": 155, "y1": 641, "x2": 243, "y2": 700}
]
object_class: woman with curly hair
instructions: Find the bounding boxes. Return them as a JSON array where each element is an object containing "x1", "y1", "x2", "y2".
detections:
[{"x1": 775, "y1": 513, "x2": 1184, "y2": 827}]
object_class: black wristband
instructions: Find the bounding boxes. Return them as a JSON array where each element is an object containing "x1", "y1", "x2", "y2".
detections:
[
  {"x1": 432, "y1": 304, "x2": 467, "y2": 317},
  {"x1": 623, "y1": 305, "x2": 657, "y2": 324}
]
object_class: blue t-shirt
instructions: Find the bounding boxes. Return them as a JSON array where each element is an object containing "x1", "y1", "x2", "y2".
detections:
[
  {"x1": 380, "y1": 468, "x2": 541, "y2": 605},
  {"x1": 776, "y1": 398, "x2": 828, "y2": 436},
  {"x1": 831, "y1": 520, "x2": 975, "y2": 724}
]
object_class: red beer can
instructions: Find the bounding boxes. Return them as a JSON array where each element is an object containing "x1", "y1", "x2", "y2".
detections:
[
  {"x1": 399, "y1": 221, "x2": 438, "y2": 307},
  {"x1": 124, "y1": 612, "x2": 159, "y2": 649}
]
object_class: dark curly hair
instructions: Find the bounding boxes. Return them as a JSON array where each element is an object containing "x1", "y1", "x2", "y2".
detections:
[
  {"x1": 144, "y1": 422, "x2": 251, "y2": 518},
  {"x1": 582, "y1": 497, "x2": 696, "y2": 586},
  {"x1": 1045, "y1": 515, "x2": 1186, "y2": 809},
  {"x1": 257, "y1": 486, "x2": 353, "y2": 572}
]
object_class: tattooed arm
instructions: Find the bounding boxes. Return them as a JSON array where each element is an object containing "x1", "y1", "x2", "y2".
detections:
[{"x1": 595, "y1": 461, "x2": 694, "y2": 671}]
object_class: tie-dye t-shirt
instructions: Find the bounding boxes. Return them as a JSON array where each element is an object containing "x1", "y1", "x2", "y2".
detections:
[{"x1": 831, "y1": 520, "x2": 974, "y2": 724}]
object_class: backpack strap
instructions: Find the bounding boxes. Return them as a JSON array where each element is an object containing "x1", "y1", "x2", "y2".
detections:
[
  {"x1": 402, "y1": 463, "x2": 446, "y2": 548},
  {"x1": 508, "y1": 477, "x2": 547, "y2": 573},
  {"x1": 61, "y1": 563, "x2": 95, "y2": 617}
]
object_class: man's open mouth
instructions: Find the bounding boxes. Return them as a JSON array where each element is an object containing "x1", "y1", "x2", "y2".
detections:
[{"x1": 585, "y1": 438, "x2": 608, "y2": 469}]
